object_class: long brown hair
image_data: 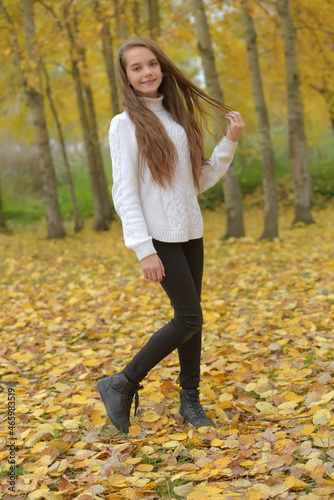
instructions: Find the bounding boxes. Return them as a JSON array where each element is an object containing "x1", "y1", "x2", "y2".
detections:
[{"x1": 116, "y1": 37, "x2": 232, "y2": 191}]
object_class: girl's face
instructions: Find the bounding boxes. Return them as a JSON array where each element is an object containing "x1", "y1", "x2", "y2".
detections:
[{"x1": 125, "y1": 46, "x2": 163, "y2": 98}]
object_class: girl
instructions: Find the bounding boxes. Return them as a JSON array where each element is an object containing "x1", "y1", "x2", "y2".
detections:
[{"x1": 97, "y1": 37, "x2": 245, "y2": 434}]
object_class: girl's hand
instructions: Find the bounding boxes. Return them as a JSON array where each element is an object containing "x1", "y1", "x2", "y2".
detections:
[
  {"x1": 224, "y1": 111, "x2": 245, "y2": 142},
  {"x1": 140, "y1": 254, "x2": 165, "y2": 282}
]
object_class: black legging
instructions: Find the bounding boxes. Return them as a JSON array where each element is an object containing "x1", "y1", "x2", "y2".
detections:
[{"x1": 123, "y1": 237, "x2": 204, "y2": 389}]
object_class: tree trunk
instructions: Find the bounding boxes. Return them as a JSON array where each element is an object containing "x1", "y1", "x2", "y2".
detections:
[
  {"x1": 84, "y1": 81, "x2": 114, "y2": 220},
  {"x1": 190, "y1": 0, "x2": 245, "y2": 239},
  {"x1": 0, "y1": 173, "x2": 5, "y2": 228},
  {"x1": 41, "y1": 62, "x2": 83, "y2": 233},
  {"x1": 72, "y1": 10, "x2": 113, "y2": 222},
  {"x1": 240, "y1": 1, "x2": 278, "y2": 239},
  {"x1": 148, "y1": 0, "x2": 160, "y2": 40},
  {"x1": 277, "y1": 0, "x2": 314, "y2": 224},
  {"x1": 93, "y1": 0, "x2": 120, "y2": 116},
  {"x1": 132, "y1": 0, "x2": 141, "y2": 36},
  {"x1": 64, "y1": 15, "x2": 109, "y2": 231},
  {"x1": 20, "y1": 0, "x2": 65, "y2": 238},
  {"x1": 114, "y1": 0, "x2": 129, "y2": 41}
]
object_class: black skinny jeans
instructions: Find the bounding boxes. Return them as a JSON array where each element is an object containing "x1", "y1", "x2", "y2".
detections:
[{"x1": 123, "y1": 237, "x2": 204, "y2": 389}]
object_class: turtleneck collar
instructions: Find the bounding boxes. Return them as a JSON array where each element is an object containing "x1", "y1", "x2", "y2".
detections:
[{"x1": 141, "y1": 94, "x2": 165, "y2": 112}]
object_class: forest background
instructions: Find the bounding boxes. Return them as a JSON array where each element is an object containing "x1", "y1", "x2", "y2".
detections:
[{"x1": 0, "y1": 0, "x2": 333, "y2": 239}]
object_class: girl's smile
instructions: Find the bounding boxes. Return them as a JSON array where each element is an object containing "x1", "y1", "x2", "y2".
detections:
[{"x1": 125, "y1": 46, "x2": 163, "y2": 98}]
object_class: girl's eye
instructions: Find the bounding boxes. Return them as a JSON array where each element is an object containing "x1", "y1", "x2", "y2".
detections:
[{"x1": 133, "y1": 67, "x2": 140, "y2": 71}]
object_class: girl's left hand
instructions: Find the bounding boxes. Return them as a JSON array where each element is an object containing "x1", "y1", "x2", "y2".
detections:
[{"x1": 224, "y1": 111, "x2": 245, "y2": 142}]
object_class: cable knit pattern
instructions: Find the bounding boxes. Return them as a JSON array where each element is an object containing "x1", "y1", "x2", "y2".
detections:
[{"x1": 109, "y1": 94, "x2": 238, "y2": 261}]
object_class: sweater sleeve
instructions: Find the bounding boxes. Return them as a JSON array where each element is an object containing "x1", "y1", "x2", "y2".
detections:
[
  {"x1": 198, "y1": 137, "x2": 238, "y2": 194},
  {"x1": 110, "y1": 115, "x2": 157, "y2": 261}
]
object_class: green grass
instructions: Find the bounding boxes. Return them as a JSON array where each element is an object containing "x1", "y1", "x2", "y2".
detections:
[{"x1": 2, "y1": 136, "x2": 333, "y2": 225}]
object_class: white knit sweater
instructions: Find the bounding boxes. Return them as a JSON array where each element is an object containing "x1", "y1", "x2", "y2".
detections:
[{"x1": 109, "y1": 94, "x2": 238, "y2": 261}]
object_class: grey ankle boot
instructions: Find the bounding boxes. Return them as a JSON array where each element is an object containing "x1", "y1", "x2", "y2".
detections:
[
  {"x1": 97, "y1": 372, "x2": 141, "y2": 434},
  {"x1": 180, "y1": 389, "x2": 214, "y2": 428}
]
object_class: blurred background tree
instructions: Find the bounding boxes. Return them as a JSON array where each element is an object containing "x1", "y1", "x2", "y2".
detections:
[{"x1": 0, "y1": 0, "x2": 332, "y2": 238}]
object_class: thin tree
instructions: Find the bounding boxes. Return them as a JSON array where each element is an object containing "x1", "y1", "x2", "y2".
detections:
[
  {"x1": 72, "y1": 9, "x2": 114, "y2": 222},
  {"x1": 190, "y1": 0, "x2": 245, "y2": 239},
  {"x1": 93, "y1": 0, "x2": 120, "y2": 116},
  {"x1": 114, "y1": 0, "x2": 129, "y2": 41},
  {"x1": 277, "y1": 0, "x2": 314, "y2": 224},
  {"x1": 240, "y1": 1, "x2": 278, "y2": 238},
  {"x1": 41, "y1": 62, "x2": 83, "y2": 232},
  {"x1": 132, "y1": 0, "x2": 141, "y2": 35},
  {"x1": 148, "y1": 0, "x2": 160, "y2": 40},
  {"x1": 1, "y1": 0, "x2": 66, "y2": 238},
  {"x1": 63, "y1": 11, "x2": 110, "y2": 230}
]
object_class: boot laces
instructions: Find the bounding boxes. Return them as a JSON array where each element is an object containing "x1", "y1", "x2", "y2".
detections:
[
  {"x1": 186, "y1": 389, "x2": 207, "y2": 418},
  {"x1": 122, "y1": 384, "x2": 143, "y2": 417}
]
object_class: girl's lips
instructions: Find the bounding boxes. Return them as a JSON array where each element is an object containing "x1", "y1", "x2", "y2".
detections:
[{"x1": 142, "y1": 79, "x2": 155, "y2": 85}]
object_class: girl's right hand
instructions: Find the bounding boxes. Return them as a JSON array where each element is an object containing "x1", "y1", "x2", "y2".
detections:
[{"x1": 140, "y1": 254, "x2": 165, "y2": 282}]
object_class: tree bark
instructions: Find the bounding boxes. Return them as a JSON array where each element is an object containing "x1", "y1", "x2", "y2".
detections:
[
  {"x1": 84, "y1": 80, "x2": 114, "y2": 221},
  {"x1": 148, "y1": 0, "x2": 160, "y2": 40},
  {"x1": 93, "y1": 0, "x2": 120, "y2": 116},
  {"x1": 277, "y1": 0, "x2": 314, "y2": 224},
  {"x1": 240, "y1": 2, "x2": 278, "y2": 239},
  {"x1": 71, "y1": 9, "x2": 113, "y2": 222},
  {"x1": 19, "y1": 0, "x2": 66, "y2": 238},
  {"x1": 64, "y1": 13, "x2": 110, "y2": 231},
  {"x1": 114, "y1": 0, "x2": 129, "y2": 41},
  {"x1": 41, "y1": 62, "x2": 83, "y2": 233},
  {"x1": 132, "y1": 0, "x2": 141, "y2": 35},
  {"x1": 190, "y1": 0, "x2": 245, "y2": 239}
]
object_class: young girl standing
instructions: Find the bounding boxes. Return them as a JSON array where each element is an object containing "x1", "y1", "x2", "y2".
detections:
[{"x1": 97, "y1": 37, "x2": 245, "y2": 434}]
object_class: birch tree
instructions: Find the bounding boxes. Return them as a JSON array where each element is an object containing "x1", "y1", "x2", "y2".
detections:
[
  {"x1": 240, "y1": 1, "x2": 278, "y2": 238},
  {"x1": 190, "y1": 0, "x2": 245, "y2": 239},
  {"x1": 114, "y1": 0, "x2": 129, "y2": 41},
  {"x1": 148, "y1": 0, "x2": 160, "y2": 40},
  {"x1": 41, "y1": 63, "x2": 83, "y2": 233},
  {"x1": 63, "y1": 11, "x2": 110, "y2": 231},
  {"x1": 277, "y1": 0, "x2": 314, "y2": 224},
  {"x1": 1, "y1": 0, "x2": 66, "y2": 238},
  {"x1": 93, "y1": 0, "x2": 120, "y2": 116}
]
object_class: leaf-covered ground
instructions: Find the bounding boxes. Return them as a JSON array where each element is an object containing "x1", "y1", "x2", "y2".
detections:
[{"x1": 1, "y1": 199, "x2": 334, "y2": 499}]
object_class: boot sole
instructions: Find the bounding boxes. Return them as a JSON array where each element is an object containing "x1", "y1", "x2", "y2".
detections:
[{"x1": 97, "y1": 379, "x2": 129, "y2": 434}]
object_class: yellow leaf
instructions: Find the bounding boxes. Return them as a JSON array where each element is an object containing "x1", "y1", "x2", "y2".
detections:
[
  {"x1": 213, "y1": 456, "x2": 231, "y2": 468},
  {"x1": 201, "y1": 385, "x2": 216, "y2": 400},
  {"x1": 255, "y1": 401, "x2": 276, "y2": 414},
  {"x1": 239, "y1": 459, "x2": 254, "y2": 467},
  {"x1": 211, "y1": 438, "x2": 225, "y2": 447},
  {"x1": 172, "y1": 432, "x2": 188, "y2": 441},
  {"x1": 162, "y1": 440, "x2": 179, "y2": 449},
  {"x1": 302, "y1": 424, "x2": 315, "y2": 435},
  {"x1": 136, "y1": 463, "x2": 154, "y2": 472},
  {"x1": 313, "y1": 409, "x2": 331, "y2": 425},
  {"x1": 284, "y1": 476, "x2": 309, "y2": 489},
  {"x1": 189, "y1": 448, "x2": 206, "y2": 458},
  {"x1": 128, "y1": 424, "x2": 142, "y2": 438},
  {"x1": 141, "y1": 410, "x2": 161, "y2": 422},
  {"x1": 126, "y1": 457, "x2": 142, "y2": 465},
  {"x1": 277, "y1": 401, "x2": 298, "y2": 414},
  {"x1": 284, "y1": 391, "x2": 304, "y2": 402},
  {"x1": 218, "y1": 393, "x2": 233, "y2": 402},
  {"x1": 71, "y1": 395, "x2": 88, "y2": 405}
]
